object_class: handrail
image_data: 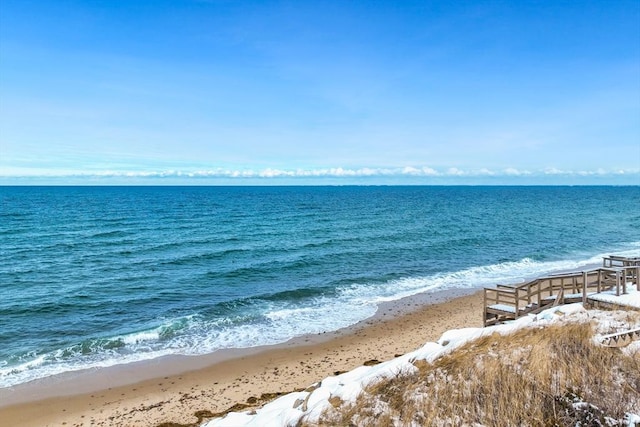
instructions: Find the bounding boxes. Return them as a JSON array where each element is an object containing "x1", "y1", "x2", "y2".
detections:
[{"x1": 603, "y1": 255, "x2": 640, "y2": 268}]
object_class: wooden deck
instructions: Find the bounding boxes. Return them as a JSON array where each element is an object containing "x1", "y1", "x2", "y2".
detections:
[{"x1": 483, "y1": 256, "x2": 640, "y2": 326}]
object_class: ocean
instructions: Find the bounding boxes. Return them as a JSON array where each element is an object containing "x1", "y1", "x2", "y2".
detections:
[{"x1": 1, "y1": 185, "x2": 639, "y2": 388}]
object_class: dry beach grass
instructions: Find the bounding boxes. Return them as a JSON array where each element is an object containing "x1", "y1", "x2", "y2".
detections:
[{"x1": 310, "y1": 313, "x2": 640, "y2": 427}]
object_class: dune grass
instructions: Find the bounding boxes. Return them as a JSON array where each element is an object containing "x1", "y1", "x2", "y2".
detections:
[{"x1": 305, "y1": 318, "x2": 640, "y2": 426}]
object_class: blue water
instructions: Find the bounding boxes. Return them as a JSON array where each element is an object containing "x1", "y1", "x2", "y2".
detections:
[{"x1": 1, "y1": 186, "x2": 639, "y2": 387}]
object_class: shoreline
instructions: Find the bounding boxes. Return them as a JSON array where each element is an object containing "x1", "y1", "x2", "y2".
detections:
[{"x1": 0, "y1": 288, "x2": 484, "y2": 427}]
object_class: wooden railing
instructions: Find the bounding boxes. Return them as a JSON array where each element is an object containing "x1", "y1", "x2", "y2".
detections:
[
  {"x1": 603, "y1": 255, "x2": 640, "y2": 268},
  {"x1": 483, "y1": 256, "x2": 640, "y2": 326}
]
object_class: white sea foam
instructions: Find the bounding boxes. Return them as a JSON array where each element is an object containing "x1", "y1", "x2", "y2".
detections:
[
  {"x1": 120, "y1": 329, "x2": 161, "y2": 345},
  {"x1": 0, "y1": 348, "x2": 161, "y2": 388},
  {"x1": 340, "y1": 251, "x2": 627, "y2": 306}
]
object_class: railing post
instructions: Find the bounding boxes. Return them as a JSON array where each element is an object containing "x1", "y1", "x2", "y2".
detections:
[
  {"x1": 483, "y1": 289, "x2": 487, "y2": 327},
  {"x1": 616, "y1": 270, "x2": 621, "y2": 296},
  {"x1": 582, "y1": 271, "x2": 587, "y2": 304},
  {"x1": 537, "y1": 280, "x2": 541, "y2": 308},
  {"x1": 597, "y1": 269, "x2": 602, "y2": 293}
]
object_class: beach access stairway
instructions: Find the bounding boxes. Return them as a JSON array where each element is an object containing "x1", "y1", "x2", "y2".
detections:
[{"x1": 483, "y1": 256, "x2": 640, "y2": 326}]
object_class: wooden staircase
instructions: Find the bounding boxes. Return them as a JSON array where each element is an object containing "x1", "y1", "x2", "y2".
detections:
[
  {"x1": 599, "y1": 327, "x2": 640, "y2": 347},
  {"x1": 483, "y1": 257, "x2": 640, "y2": 326}
]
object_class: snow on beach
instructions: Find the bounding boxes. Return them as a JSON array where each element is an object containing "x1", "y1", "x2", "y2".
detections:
[{"x1": 204, "y1": 285, "x2": 640, "y2": 427}]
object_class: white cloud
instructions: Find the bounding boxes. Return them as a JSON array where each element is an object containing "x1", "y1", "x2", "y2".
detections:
[
  {"x1": 503, "y1": 168, "x2": 531, "y2": 176},
  {"x1": 402, "y1": 166, "x2": 440, "y2": 176},
  {"x1": 1, "y1": 166, "x2": 639, "y2": 181},
  {"x1": 544, "y1": 168, "x2": 565, "y2": 175},
  {"x1": 477, "y1": 168, "x2": 495, "y2": 176},
  {"x1": 445, "y1": 168, "x2": 466, "y2": 176}
]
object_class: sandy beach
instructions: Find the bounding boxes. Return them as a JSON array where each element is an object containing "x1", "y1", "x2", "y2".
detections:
[{"x1": 0, "y1": 290, "x2": 484, "y2": 427}]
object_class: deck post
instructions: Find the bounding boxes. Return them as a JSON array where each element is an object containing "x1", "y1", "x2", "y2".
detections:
[
  {"x1": 483, "y1": 289, "x2": 487, "y2": 327},
  {"x1": 582, "y1": 271, "x2": 587, "y2": 304}
]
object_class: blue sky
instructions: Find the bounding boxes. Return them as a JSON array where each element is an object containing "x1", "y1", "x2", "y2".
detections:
[{"x1": 1, "y1": 0, "x2": 639, "y2": 185}]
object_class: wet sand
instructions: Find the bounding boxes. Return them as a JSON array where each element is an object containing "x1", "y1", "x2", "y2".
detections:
[{"x1": 0, "y1": 289, "x2": 484, "y2": 427}]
